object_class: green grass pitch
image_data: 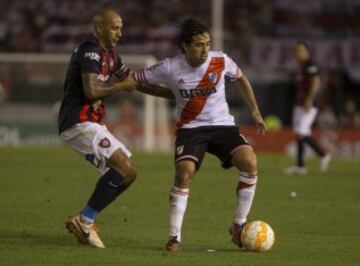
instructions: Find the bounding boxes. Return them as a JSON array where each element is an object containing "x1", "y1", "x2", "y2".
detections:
[{"x1": 0, "y1": 147, "x2": 359, "y2": 265}]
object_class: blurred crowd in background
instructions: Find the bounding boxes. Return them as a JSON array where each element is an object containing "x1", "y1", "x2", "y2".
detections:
[{"x1": 0, "y1": 0, "x2": 359, "y2": 130}]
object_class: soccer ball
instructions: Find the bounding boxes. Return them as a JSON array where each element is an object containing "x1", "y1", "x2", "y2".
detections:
[{"x1": 241, "y1": 221, "x2": 275, "y2": 252}]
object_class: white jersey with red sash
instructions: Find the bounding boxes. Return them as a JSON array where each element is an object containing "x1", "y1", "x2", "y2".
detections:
[{"x1": 134, "y1": 51, "x2": 242, "y2": 129}]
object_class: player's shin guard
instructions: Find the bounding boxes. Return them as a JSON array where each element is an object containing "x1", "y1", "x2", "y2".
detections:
[
  {"x1": 168, "y1": 186, "x2": 189, "y2": 242},
  {"x1": 86, "y1": 168, "x2": 130, "y2": 215},
  {"x1": 234, "y1": 172, "x2": 257, "y2": 225}
]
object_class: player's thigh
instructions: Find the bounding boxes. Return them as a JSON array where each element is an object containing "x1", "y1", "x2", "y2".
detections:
[
  {"x1": 208, "y1": 126, "x2": 250, "y2": 169},
  {"x1": 60, "y1": 122, "x2": 134, "y2": 177},
  {"x1": 175, "y1": 128, "x2": 208, "y2": 171},
  {"x1": 293, "y1": 106, "x2": 318, "y2": 136},
  {"x1": 231, "y1": 145, "x2": 257, "y2": 173}
]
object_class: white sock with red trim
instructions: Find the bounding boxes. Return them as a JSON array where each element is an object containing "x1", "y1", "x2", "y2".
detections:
[
  {"x1": 234, "y1": 172, "x2": 258, "y2": 225},
  {"x1": 168, "y1": 186, "x2": 189, "y2": 242}
]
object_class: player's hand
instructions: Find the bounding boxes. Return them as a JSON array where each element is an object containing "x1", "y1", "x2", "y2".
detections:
[
  {"x1": 114, "y1": 67, "x2": 131, "y2": 82},
  {"x1": 115, "y1": 72, "x2": 136, "y2": 92},
  {"x1": 252, "y1": 110, "x2": 267, "y2": 135}
]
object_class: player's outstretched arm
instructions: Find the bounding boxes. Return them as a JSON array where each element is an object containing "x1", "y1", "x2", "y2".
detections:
[
  {"x1": 82, "y1": 72, "x2": 137, "y2": 99},
  {"x1": 236, "y1": 74, "x2": 267, "y2": 134},
  {"x1": 136, "y1": 84, "x2": 175, "y2": 100}
]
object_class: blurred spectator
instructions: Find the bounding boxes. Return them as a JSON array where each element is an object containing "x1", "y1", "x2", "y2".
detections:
[
  {"x1": 340, "y1": 98, "x2": 360, "y2": 129},
  {"x1": 108, "y1": 100, "x2": 142, "y2": 150},
  {"x1": 0, "y1": 80, "x2": 6, "y2": 103}
]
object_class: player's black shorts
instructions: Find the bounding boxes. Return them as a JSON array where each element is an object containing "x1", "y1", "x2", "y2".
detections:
[{"x1": 174, "y1": 126, "x2": 250, "y2": 170}]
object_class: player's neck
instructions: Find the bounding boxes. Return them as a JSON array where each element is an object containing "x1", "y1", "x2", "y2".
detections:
[
  {"x1": 95, "y1": 35, "x2": 111, "y2": 51},
  {"x1": 184, "y1": 55, "x2": 201, "y2": 68}
]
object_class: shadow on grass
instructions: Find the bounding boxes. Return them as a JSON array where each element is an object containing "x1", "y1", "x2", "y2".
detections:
[{"x1": 0, "y1": 229, "x2": 79, "y2": 248}]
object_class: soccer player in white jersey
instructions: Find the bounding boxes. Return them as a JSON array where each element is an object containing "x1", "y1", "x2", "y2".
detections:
[
  {"x1": 284, "y1": 42, "x2": 331, "y2": 175},
  {"x1": 135, "y1": 19, "x2": 267, "y2": 251}
]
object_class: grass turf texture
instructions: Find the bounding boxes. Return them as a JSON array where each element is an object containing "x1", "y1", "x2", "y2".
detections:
[{"x1": 0, "y1": 147, "x2": 359, "y2": 266}]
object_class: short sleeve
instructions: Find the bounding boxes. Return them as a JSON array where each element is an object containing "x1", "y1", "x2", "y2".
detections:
[
  {"x1": 134, "y1": 59, "x2": 169, "y2": 85},
  {"x1": 224, "y1": 53, "x2": 242, "y2": 81},
  {"x1": 76, "y1": 44, "x2": 101, "y2": 74}
]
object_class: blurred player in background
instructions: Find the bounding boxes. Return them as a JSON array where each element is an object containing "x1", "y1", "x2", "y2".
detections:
[
  {"x1": 284, "y1": 42, "x2": 331, "y2": 175},
  {"x1": 135, "y1": 19, "x2": 267, "y2": 252},
  {"x1": 58, "y1": 9, "x2": 139, "y2": 248}
]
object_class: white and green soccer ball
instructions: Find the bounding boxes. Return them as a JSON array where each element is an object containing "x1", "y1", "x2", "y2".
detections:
[{"x1": 241, "y1": 221, "x2": 275, "y2": 252}]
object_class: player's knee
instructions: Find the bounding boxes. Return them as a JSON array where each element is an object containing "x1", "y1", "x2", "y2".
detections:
[
  {"x1": 175, "y1": 161, "x2": 196, "y2": 184},
  {"x1": 239, "y1": 154, "x2": 258, "y2": 174},
  {"x1": 113, "y1": 158, "x2": 137, "y2": 185},
  {"x1": 123, "y1": 163, "x2": 137, "y2": 184}
]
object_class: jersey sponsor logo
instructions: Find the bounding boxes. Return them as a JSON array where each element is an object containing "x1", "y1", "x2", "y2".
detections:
[
  {"x1": 176, "y1": 145, "x2": 184, "y2": 155},
  {"x1": 84, "y1": 52, "x2": 100, "y2": 62},
  {"x1": 99, "y1": 137, "x2": 111, "y2": 148},
  {"x1": 179, "y1": 87, "x2": 217, "y2": 98}
]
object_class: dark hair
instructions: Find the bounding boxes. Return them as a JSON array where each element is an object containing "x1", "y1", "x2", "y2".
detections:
[{"x1": 177, "y1": 19, "x2": 209, "y2": 53}]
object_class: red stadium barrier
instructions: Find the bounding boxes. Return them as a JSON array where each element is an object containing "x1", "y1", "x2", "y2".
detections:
[{"x1": 241, "y1": 127, "x2": 360, "y2": 158}]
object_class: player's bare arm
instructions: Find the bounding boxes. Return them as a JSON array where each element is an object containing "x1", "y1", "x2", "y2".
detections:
[
  {"x1": 236, "y1": 75, "x2": 267, "y2": 134},
  {"x1": 82, "y1": 72, "x2": 137, "y2": 99},
  {"x1": 136, "y1": 84, "x2": 175, "y2": 100},
  {"x1": 305, "y1": 75, "x2": 321, "y2": 109}
]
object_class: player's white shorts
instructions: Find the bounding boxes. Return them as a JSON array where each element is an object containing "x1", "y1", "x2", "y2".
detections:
[
  {"x1": 60, "y1": 122, "x2": 131, "y2": 174},
  {"x1": 292, "y1": 106, "x2": 318, "y2": 136}
]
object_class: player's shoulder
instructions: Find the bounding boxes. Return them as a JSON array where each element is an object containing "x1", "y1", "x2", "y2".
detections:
[
  {"x1": 75, "y1": 38, "x2": 101, "y2": 58},
  {"x1": 209, "y1": 50, "x2": 225, "y2": 57},
  {"x1": 209, "y1": 51, "x2": 233, "y2": 64},
  {"x1": 153, "y1": 55, "x2": 180, "y2": 72}
]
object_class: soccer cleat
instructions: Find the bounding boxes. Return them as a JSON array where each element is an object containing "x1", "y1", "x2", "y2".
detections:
[
  {"x1": 284, "y1": 165, "x2": 307, "y2": 175},
  {"x1": 320, "y1": 153, "x2": 332, "y2": 172},
  {"x1": 229, "y1": 222, "x2": 246, "y2": 248},
  {"x1": 165, "y1": 236, "x2": 181, "y2": 252},
  {"x1": 65, "y1": 214, "x2": 105, "y2": 248}
]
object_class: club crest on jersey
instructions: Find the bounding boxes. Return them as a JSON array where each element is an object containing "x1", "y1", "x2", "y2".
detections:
[
  {"x1": 208, "y1": 72, "x2": 218, "y2": 84},
  {"x1": 176, "y1": 145, "x2": 184, "y2": 155},
  {"x1": 99, "y1": 137, "x2": 111, "y2": 148}
]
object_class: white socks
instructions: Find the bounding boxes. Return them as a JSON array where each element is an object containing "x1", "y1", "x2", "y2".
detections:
[
  {"x1": 168, "y1": 186, "x2": 189, "y2": 242},
  {"x1": 234, "y1": 171, "x2": 257, "y2": 225}
]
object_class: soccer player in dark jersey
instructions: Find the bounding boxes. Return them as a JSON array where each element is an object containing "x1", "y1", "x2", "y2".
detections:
[
  {"x1": 285, "y1": 42, "x2": 331, "y2": 175},
  {"x1": 58, "y1": 9, "x2": 159, "y2": 248}
]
